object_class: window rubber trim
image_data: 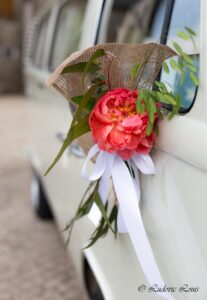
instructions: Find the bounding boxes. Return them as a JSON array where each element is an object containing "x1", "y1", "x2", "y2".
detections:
[
  {"x1": 159, "y1": 0, "x2": 198, "y2": 114},
  {"x1": 94, "y1": 0, "x2": 106, "y2": 45},
  {"x1": 160, "y1": 0, "x2": 175, "y2": 45}
]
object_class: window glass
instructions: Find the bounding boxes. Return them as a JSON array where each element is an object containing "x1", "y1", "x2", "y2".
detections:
[
  {"x1": 32, "y1": 13, "x2": 50, "y2": 68},
  {"x1": 105, "y1": 0, "x2": 167, "y2": 44},
  {"x1": 50, "y1": 0, "x2": 86, "y2": 71},
  {"x1": 160, "y1": 0, "x2": 200, "y2": 111}
]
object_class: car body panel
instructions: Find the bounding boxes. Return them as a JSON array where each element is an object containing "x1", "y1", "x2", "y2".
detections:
[{"x1": 25, "y1": 0, "x2": 207, "y2": 299}]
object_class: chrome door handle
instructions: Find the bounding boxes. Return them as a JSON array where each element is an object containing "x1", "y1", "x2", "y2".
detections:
[
  {"x1": 69, "y1": 143, "x2": 85, "y2": 158},
  {"x1": 37, "y1": 82, "x2": 44, "y2": 89}
]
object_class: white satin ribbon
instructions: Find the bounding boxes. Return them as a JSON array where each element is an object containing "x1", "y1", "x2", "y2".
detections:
[{"x1": 82, "y1": 144, "x2": 174, "y2": 300}]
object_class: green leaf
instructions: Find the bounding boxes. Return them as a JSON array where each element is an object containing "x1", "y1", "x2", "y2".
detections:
[
  {"x1": 91, "y1": 76, "x2": 106, "y2": 84},
  {"x1": 170, "y1": 59, "x2": 179, "y2": 70},
  {"x1": 189, "y1": 72, "x2": 199, "y2": 86},
  {"x1": 185, "y1": 27, "x2": 196, "y2": 36},
  {"x1": 167, "y1": 110, "x2": 176, "y2": 120},
  {"x1": 177, "y1": 31, "x2": 190, "y2": 40},
  {"x1": 164, "y1": 94, "x2": 177, "y2": 105},
  {"x1": 92, "y1": 187, "x2": 115, "y2": 234},
  {"x1": 109, "y1": 205, "x2": 118, "y2": 235},
  {"x1": 71, "y1": 95, "x2": 96, "y2": 112},
  {"x1": 157, "y1": 92, "x2": 177, "y2": 105},
  {"x1": 84, "y1": 218, "x2": 107, "y2": 249},
  {"x1": 74, "y1": 195, "x2": 94, "y2": 219},
  {"x1": 156, "y1": 91, "x2": 165, "y2": 101},
  {"x1": 163, "y1": 61, "x2": 169, "y2": 74},
  {"x1": 173, "y1": 42, "x2": 183, "y2": 54},
  {"x1": 154, "y1": 81, "x2": 168, "y2": 93},
  {"x1": 71, "y1": 85, "x2": 97, "y2": 128},
  {"x1": 175, "y1": 94, "x2": 182, "y2": 108},
  {"x1": 139, "y1": 90, "x2": 145, "y2": 99},
  {"x1": 163, "y1": 81, "x2": 173, "y2": 90},
  {"x1": 91, "y1": 77, "x2": 108, "y2": 95},
  {"x1": 130, "y1": 62, "x2": 142, "y2": 78},
  {"x1": 181, "y1": 53, "x2": 192, "y2": 64},
  {"x1": 186, "y1": 63, "x2": 197, "y2": 73},
  {"x1": 84, "y1": 204, "x2": 118, "y2": 249},
  {"x1": 147, "y1": 97, "x2": 156, "y2": 124},
  {"x1": 45, "y1": 81, "x2": 105, "y2": 175},
  {"x1": 146, "y1": 122, "x2": 153, "y2": 136},
  {"x1": 179, "y1": 72, "x2": 185, "y2": 85},
  {"x1": 64, "y1": 189, "x2": 94, "y2": 232},
  {"x1": 63, "y1": 181, "x2": 97, "y2": 246},
  {"x1": 156, "y1": 107, "x2": 163, "y2": 120},
  {"x1": 167, "y1": 98, "x2": 180, "y2": 120},
  {"x1": 178, "y1": 59, "x2": 184, "y2": 72},
  {"x1": 82, "y1": 49, "x2": 105, "y2": 82},
  {"x1": 136, "y1": 97, "x2": 145, "y2": 114},
  {"x1": 62, "y1": 62, "x2": 101, "y2": 74},
  {"x1": 44, "y1": 114, "x2": 90, "y2": 175}
]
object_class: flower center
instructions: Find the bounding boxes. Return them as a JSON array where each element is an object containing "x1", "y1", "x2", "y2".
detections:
[{"x1": 109, "y1": 104, "x2": 136, "y2": 122}]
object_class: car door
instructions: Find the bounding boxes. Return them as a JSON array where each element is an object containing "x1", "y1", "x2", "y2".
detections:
[
  {"x1": 25, "y1": 0, "x2": 108, "y2": 286},
  {"x1": 148, "y1": 1, "x2": 207, "y2": 297},
  {"x1": 79, "y1": 1, "x2": 207, "y2": 300},
  {"x1": 79, "y1": 1, "x2": 171, "y2": 300},
  {"x1": 26, "y1": 0, "x2": 207, "y2": 299}
]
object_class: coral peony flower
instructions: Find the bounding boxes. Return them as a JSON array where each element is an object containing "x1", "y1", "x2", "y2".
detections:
[{"x1": 89, "y1": 88, "x2": 157, "y2": 160}]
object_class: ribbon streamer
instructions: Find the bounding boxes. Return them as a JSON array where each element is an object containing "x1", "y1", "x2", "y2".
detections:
[{"x1": 82, "y1": 144, "x2": 174, "y2": 300}]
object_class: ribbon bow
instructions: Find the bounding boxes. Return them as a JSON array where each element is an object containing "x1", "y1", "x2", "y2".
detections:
[{"x1": 82, "y1": 144, "x2": 174, "y2": 300}]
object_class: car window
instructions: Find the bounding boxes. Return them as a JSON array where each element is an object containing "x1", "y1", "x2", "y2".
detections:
[
  {"x1": 105, "y1": 0, "x2": 167, "y2": 44},
  {"x1": 32, "y1": 13, "x2": 50, "y2": 68},
  {"x1": 160, "y1": 0, "x2": 200, "y2": 111},
  {"x1": 49, "y1": 0, "x2": 86, "y2": 71}
]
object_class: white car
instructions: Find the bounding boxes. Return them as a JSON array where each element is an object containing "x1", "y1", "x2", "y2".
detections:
[{"x1": 25, "y1": 0, "x2": 207, "y2": 299}]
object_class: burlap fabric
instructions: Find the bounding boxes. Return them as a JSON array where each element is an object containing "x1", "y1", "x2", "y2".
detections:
[{"x1": 47, "y1": 43, "x2": 176, "y2": 153}]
